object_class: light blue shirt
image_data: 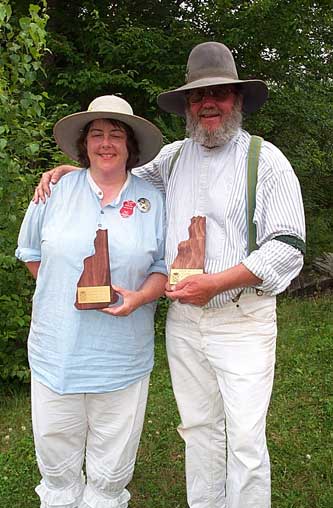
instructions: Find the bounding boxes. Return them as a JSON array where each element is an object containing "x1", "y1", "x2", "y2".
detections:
[{"x1": 16, "y1": 170, "x2": 167, "y2": 394}]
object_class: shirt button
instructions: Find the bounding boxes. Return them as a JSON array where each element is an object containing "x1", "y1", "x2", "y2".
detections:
[
  {"x1": 100, "y1": 211, "x2": 104, "y2": 214},
  {"x1": 98, "y1": 191, "x2": 103, "y2": 196},
  {"x1": 97, "y1": 223, "x2": 102, "y2": 227}
]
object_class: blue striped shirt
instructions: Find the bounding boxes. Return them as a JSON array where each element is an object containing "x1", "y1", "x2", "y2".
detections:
[{"x1": 134, "y1": 128, "x2": 305, "y2": 307}]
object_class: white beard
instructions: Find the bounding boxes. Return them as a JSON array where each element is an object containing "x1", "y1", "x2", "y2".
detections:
[{"x1": 185, "y1": 97, "x2": 243, "y2": 148}]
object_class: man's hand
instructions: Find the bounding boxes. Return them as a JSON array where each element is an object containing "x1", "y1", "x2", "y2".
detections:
[
  {"x1": 165, "y1": 264, "x2": 262, "y2": 306},
  {"x1": 165, "y1": 274, "x2": 219, "y2": 306},
  {"x1": 99, "y1": 285, "x2": 144, "y2": 317},
  {"x1": 33, "y1": 165, "x2": 78, "y2": 203}
]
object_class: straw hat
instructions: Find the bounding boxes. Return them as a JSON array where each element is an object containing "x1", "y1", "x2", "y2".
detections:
[
  {"x1": 157, "y1": 42, "x2": 268, "y2": 116},
  {"x1": 53, "y1": 95, "x2": 163, "y2": 167}
]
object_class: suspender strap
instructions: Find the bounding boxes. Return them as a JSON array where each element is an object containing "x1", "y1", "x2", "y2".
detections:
[
  {"x1": 247, "y1": 135, "x2": 263, "y2": 254},
  {"x1": 168, "y1": 143, "x2": 184, "y2": 179}
]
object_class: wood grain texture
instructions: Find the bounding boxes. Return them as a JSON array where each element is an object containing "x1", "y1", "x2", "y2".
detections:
[
  {"x1": 75, "y1": 229, "x2": 116, "y2": 310},
  {"x1": 171, "y1": 216, "x2": 206, "y2": 270}
]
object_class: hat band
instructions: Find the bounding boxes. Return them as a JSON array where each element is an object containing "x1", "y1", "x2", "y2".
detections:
[{"x1": 187, "y1": 67, "x2": 238, "y2": 83}]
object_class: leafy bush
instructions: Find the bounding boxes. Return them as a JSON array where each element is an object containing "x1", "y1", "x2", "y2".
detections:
[{"x1": 0, "y1": 1, "x2": 50, "y2": 382}]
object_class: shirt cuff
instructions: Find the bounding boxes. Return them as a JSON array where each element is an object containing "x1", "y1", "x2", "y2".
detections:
[
  {"x1": 242, "y1": 239, "x2": 304, "y2": 295},
  {"x1": 15, "y1": 247, "x2": 41, "y2": 263},
  {"x1": 147, "y1": 260, "x2": 168, "y2": 277}
]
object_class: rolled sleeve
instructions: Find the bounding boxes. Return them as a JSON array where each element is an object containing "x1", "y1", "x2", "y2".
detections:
[
  {"x1": 147, "y1": 259, "x2": 168, "y2": 277},
  {"x1": 15, "y1": 246, "x2": 41, "y2": 262},
  {"x1": 15, "y1": 200, "x2": 46, "y2": 263},
  {"x1": 243, "y1": 240, "x2": 304, "y2": 295}
]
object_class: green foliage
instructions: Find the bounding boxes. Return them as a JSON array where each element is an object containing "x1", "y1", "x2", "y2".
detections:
[
  {"x1": 44, "y1": 6, "x2": 198, "y2": 119},
  {"x1": 245, "y1": 79, "x2": 333, "y2": 260},
  {"x1": 0, "y1": 0, "x2": 50, "y2": 381}
]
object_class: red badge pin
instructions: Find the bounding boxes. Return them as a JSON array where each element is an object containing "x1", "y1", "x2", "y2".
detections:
[{"x1": 120, "y1": 200, "x2": 136, "y2": 218}]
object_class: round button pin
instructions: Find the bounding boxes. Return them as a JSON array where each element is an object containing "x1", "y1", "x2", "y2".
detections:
[{"x1": 137, "y1": 198, "x2": 151, "y2": 213}]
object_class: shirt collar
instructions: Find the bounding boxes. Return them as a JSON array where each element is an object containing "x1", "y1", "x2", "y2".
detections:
[{"x1": 87, "y1": 170, "x2": 132, "y2": 205}]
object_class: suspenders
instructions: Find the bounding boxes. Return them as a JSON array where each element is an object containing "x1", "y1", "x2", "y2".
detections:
[{"x1": 246, "y1": 135, "x2": 262, "y2": 254}]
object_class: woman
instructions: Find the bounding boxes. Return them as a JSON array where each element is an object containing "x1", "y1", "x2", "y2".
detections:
[{"x1": 16, "y1": 95, "x2": 167, "y2": 508}]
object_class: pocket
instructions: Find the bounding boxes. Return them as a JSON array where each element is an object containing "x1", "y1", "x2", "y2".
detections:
[
  {"x1": 237, "y1": 296, "x2": 276, "y2": 324},
  {"x1": 167, "y1": 300, "x2": 200, "y2": 326}
]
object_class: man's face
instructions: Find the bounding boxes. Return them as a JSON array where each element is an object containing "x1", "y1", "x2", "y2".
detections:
[
  {"x1": 185, "y1": 85, "x2": 243, "y2": 148},
  {"x1": 187, "y1": 85, "x2": 238, "y2": 131}
]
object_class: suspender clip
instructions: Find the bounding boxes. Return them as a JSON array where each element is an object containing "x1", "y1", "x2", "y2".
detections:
[{"x1": 232, "y1": 290, "x2": 244, "y2": 303}]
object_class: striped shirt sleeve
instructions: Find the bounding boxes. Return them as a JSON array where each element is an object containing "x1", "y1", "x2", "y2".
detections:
[
  {"x1": 132, "y1": 140, "x2": 185, "y2": 194},
  {"x1": 242, "y1": 142, "x2": 305, "y2": 294}
]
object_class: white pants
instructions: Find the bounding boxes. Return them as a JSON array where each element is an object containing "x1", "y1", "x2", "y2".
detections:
[
  {"x1": 166, "y1": 294, "x2": 277, "y2": 508},
  {"x1": 31, "y1": 376, "x2": 149, "y2": 508}
]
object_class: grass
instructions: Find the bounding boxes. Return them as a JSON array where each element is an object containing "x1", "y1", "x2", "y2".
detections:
[{"x1": 0, "y1": 296, "x2": 332, "y2": 507}]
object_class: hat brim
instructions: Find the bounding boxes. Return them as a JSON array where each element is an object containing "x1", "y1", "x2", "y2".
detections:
[
  {"x1": 157, "y1": 77, "x2": 268, "y2": 116},
  {"x1": 53, "y1": 111, "x2": 163, "y2": 167}
]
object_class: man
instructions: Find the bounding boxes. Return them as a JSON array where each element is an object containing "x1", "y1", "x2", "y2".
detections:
[{"x1": 35, "y1": 42, "x2": 305, "y2": 508}]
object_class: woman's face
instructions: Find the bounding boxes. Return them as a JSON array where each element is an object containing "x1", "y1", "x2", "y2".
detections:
[{"x1": 86, "y1": 119, "x2": 129, "y2": 175}]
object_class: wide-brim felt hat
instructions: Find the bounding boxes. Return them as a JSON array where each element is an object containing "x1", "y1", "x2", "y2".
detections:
[
  {"x1": 157, "y1": 42, "x2": 268, "y2": 116},
  {"x1": 53, "y1": 95, "x2": 163, "y2": 167}
]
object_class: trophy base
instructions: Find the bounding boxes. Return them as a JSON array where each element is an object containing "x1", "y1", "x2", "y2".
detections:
[{"x1": 169, "y1": 268, "x2": 203, "y2": 285}]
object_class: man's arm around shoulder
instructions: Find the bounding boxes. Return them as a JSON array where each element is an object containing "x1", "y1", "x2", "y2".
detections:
[{"x1": 33, "y1": 164, "x2": 79, "y2": 203}]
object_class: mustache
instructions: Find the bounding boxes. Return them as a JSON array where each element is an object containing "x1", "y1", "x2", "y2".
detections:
[{"x1": 198, "y1": 107, "x2": 221, "y2": 116}]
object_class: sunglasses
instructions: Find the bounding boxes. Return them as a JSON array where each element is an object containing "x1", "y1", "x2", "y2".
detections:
[{"x1": 186, "y1": 86, "x2": 236, "y2": 104}]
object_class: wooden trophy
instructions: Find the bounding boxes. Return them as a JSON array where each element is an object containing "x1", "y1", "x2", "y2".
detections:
[
  {"x1": 169, "y1": 216, "x2": 206, "y2": 285},
  {"x1": 75, "y1": 229, "x2": 117, "y2": 310}
]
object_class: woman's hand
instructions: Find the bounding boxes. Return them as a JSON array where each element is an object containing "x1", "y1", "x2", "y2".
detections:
[
  {"x1": 33, "y1": 165, "x2": 78, "y2": 203},
  {"x1": 100, "y1": 285, "x2": 144, "y2": 316},
  {"x1": 100, "y1": 273, "x2": 167, "y2": 317}
]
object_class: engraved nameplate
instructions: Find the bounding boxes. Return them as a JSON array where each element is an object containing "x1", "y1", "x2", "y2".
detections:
[
  {"x1": 77, "y1": 286, "x2": 111, "y2": 304},
  {"x1": 169, "y1": 268, "x2": 204, "y2": 285}
]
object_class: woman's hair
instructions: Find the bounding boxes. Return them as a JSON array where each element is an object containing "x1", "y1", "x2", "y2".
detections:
[{"x1": 76, "y1": 119, "x2": 140, "y2": 170}]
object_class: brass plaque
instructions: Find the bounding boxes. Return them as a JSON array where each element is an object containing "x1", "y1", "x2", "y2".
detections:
[
  {"x1": 169, "y1": 268, "x2": 204, "y2": 285},
  {"x1": 77, "y1": 285, "x2": 111, "y2": 304}
]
